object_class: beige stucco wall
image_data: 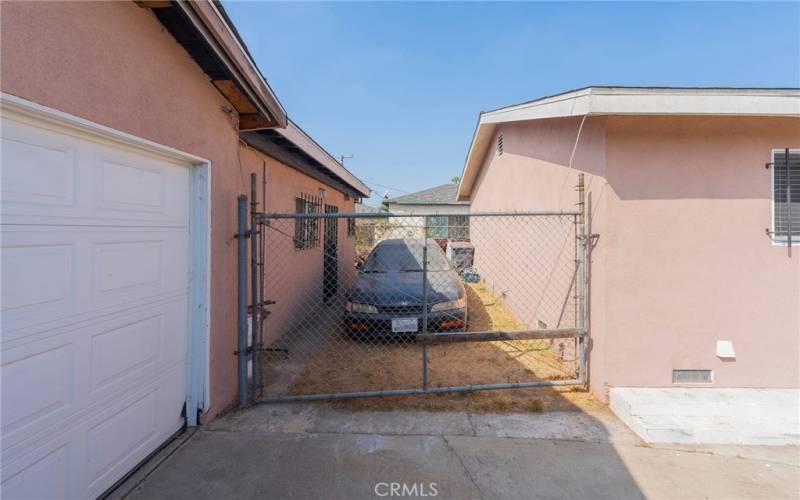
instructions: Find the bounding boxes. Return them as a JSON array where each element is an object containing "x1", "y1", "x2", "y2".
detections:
[
  {"x1": 468, "y1": 114, "x2": 800, "y2": 400},
  {"x1": 0, "y1": 1, "x2": 355, "y2": 420}
]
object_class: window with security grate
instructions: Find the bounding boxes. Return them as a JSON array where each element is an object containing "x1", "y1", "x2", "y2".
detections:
[
  {"x1": 773, "y1": 148, "x2": 800, "y2": 244},
  {"x1": 294, "y1": 194, "x2": 321, "y2": 249}
]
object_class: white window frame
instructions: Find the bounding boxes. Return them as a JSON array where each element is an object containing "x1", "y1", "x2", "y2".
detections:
[
  {"x1": 0, "y1": 92, "x2": 212, "y2": 425},
  {"x1": 771, "y1": 148, "x2": 799, "y2": 246}
]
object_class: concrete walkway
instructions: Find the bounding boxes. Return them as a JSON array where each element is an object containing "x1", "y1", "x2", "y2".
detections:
[{"x1": 115, "y1": 404, "x2": 800, "y2": 499}]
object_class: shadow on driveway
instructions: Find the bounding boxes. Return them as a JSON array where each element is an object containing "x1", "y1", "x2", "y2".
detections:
[{"x1": 113, "y1": 403, "x2": 799, "y2": 500}]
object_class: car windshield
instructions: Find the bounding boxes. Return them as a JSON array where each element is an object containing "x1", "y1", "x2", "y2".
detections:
[{"x1": 362, "y1": 242, "x2": 451, "y2": 273}]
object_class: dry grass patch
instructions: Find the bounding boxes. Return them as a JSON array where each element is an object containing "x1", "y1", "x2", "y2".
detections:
[
  {"x1": 283, "y1": 282, "x2": 583, "y2": 412},
  {"x1": 321, "y1": 386, "x2": 602, "y2": 413}
]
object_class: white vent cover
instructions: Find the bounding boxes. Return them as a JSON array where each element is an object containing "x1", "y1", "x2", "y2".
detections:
[
  {"x1": 716, "y1": 340, "x2": 735, "y2": 359},
  {"x1": 497, "y1": 133, "x2": 504, "y2": 156}
]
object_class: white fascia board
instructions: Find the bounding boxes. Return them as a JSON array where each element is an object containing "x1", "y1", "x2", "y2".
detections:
[
  {"x1": 457, "y1": 122, "x2": 496, "y2": 200},
  {"x1": 456, "y1": 120, "x2": 483, "y2": 199},
  {"x1": 482, "y1": 87, "x2": 800, "y2": 122},
  {"x1": 459, "y1": 87, "x2": 800, "y2": 199},
  {"x1": 277, "y1": 121, "x2": 371, "y2": 197},
  {"x1": 590, "y1": 90, "x2": 800, "y2": 116},
  {"x1": 482, "y1": 89, "x2": 593, "y2": 124}
]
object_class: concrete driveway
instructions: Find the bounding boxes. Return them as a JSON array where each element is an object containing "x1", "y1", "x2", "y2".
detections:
[{"x1": 112, "y1": 403, "x2": 800, "y2": 499}]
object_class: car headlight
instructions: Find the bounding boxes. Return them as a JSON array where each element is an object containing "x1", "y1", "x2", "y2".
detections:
[
  {"x1": 346, "y1": 301, "x2": 379, "y2": 314},
  {"x1": 430, "y1": 297, "x2": 466, "y2": 312}
]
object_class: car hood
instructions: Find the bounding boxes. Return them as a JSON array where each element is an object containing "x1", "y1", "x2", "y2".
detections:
[{"x1": 347, "y1": 270, "x2": 464, "y2": 306}]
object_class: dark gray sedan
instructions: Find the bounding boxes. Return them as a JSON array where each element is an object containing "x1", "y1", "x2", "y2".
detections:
[{"x1": 344, "y1": 239, "x2": 467, "y2": 336}]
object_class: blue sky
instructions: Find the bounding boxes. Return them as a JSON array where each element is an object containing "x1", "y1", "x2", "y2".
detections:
[{"x1": 224, "y1": 1, "x2": 800, "y2": 205}]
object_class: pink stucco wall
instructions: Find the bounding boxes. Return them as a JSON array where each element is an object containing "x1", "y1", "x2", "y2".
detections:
[
  {"x1": 470, "y1": 117, "x2": 610, "y2": 390},
  {"x1": 603, "y1": 115, "x2": 799, "y2": 393},
  {"x1": 238, "y1": 146, "x2": 356, "y2": 346},
  {"x1": 1, "y1": 1, "x2": 355, "y2": 420},
  {"x1": 469, "y1": 115, "x2": 800, "y2": 400}
]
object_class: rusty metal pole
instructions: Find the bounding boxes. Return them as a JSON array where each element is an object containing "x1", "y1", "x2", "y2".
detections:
[
  {"x1": 786, "y1": 148, "x2": 792, "y2": 248},
  {"x1": 421, "y1": 239, "x2": 429, "y2": 390},
  {"x1": 576, "y1": 173, "x2": 587, "y2": 386},
  {"x1": 236, "y1": 195, "x2": 249, "y2": 406},
  {"x1": 250, "y1": 174, "x2": 260, "y2": 401}
]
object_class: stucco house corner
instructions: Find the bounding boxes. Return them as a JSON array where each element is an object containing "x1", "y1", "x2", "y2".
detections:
[
  {"x1": 0, "y1": 1, "x2": 369, "y2": 497},
  {"x1": 456, "y1": 86, "x2": 800, "y2": 444}
]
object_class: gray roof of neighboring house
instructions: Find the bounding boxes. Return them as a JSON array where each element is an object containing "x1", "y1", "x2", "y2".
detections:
[
  {"x1": 385, "y1": 183, "x2": 470, "y2": 206},
  {"x1": 355, "y1": 203, "x2": 381, "y2": 213}
]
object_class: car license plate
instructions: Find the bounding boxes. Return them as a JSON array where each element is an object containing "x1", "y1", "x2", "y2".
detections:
[{"x1": 391, "y1": 318, "x2": 418, "y2": 333}]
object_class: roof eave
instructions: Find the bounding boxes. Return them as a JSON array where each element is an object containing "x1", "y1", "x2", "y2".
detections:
[
  {"x1": 458, "y1": 87, "x2": 800, "y2": 199},
  {"x1": 276, "y1": 121, "x2": 371, "y2": 197},
  {"x1": 144, "y1": 0, "x2": 287, "y2": 129},
  {"x1": 179, "y1": 1, "x2": 287, "y2": 128},
  {"x1": 385, "y1": 201, "x2": 470, "y2": 206},
  {"x1": 242, "y1": 121, "x2": 371, "y2": 198}
]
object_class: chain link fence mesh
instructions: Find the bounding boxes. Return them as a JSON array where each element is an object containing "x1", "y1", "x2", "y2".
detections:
[{"x1": 251, "y1": 212, "x2": 581, "y2": 400}]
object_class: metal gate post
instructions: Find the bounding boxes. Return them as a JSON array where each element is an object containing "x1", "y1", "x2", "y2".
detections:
[
  {"x1": 258, "y1": 164, "x2": 267, "y2": 397},
  {"x1": 786, "y1": 148, "x2": 792, "y2": 248},
  {"x1": 576, "y1": 173, "x2": 587, "y2": 386},
  {"x1": 421, "y1": 239, "x2": 429, "y2": 390},
  {"x1": 250, "y1": 174, "x2": 260, "y2": 401},
  {"x1": 236, "y1": 194, "x2": 249, "y2": 406}
]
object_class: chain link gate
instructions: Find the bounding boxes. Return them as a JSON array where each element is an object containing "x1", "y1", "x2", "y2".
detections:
[{"x1": 235, "y1": 174, "x2": 588, "y2": 405}]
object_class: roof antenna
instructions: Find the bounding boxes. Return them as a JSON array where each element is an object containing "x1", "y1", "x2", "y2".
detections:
[{"x1": 338, "y1": 154, "x2": 353, "y2": 166}]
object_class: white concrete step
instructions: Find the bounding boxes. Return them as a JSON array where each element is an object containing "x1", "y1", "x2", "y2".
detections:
[{"x1": 610, "y1": 388, "x2": 800, "y2": 445}]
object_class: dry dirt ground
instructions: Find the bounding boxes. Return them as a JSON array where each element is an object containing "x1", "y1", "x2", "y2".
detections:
[{"x1": 270, "y1": 282, "x2": 595, "y2": 413}]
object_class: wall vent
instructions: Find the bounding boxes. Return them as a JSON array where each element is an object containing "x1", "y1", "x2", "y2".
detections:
[
  {"x1": 497, "y1": 133, "x2": 504, "y2": 156},
  {"x1": 672, "y1": 369, "x2": 713, "y2": 384}
]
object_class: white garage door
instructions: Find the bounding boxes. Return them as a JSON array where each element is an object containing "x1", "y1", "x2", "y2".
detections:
[{"x1": 1, "y1": 109, "x2": 194, "y2": 498}]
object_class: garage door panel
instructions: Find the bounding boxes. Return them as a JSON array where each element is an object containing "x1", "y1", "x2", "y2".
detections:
[
  {"x1": 93, "y1": 240, "x2": 164, "y2": 297},
  {"x1": 1, "y1": 442, "x2": 76, "y2": 500},
  {"x1": 1, "y1": 342, "x2": 76, "y2": 440},
  {"x1": 90, "y1": 314, "x2": 161, "y2": 393},
  {"x1": 0, "y1": 119, "x2": 77, "y2": 209},
  {"x1": 98, "y1": 158, "x2": 165, "y2": 214},
  {"x1": 90, "y1": 142, "x2": 189, "y2": 221},
  {"x1": 1, "y1": 116, "x2": 190, "y2": 227},
  {"x1": 2, "y1": 297, "x2": 187, "y2": 457},
  {"x1": 86, "y1": 390, "x2": 159, "y2": 492},
  {"x1": 2, "y1": 226, "x2": 188, "y2": 340},
  {"x1": 2, "y1": 363, "x2": 184, "y2": 500},
  {"x1": 1, "y1": 242, "x2": 75, "y2": 314},
  {"x1": 84, "y1": 364, "x2": 184, "y2": 498},
  {"x1": 90, "y1": 230, "x2": 187, "y2": 309},
  {"x1": 88, "y1": 296, "x2": 188, "y2": 399},
  {"x1": 2, "y1": 110, "x2": 195, "y2": 499}
]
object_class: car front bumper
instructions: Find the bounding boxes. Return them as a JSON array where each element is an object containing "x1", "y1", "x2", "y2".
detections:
[{"x1": 344, "y1": 308, "x2": 466, "y2": 335}]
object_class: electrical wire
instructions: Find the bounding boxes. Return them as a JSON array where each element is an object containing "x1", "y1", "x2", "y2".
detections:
[{"x1": 568, "y1": 114, "x2": 588, "y2": 169}]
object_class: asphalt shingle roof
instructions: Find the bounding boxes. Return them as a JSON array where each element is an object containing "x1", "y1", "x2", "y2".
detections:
[
  {"x1": 385, "y1": 183, "x2": 469, "y2": 205},
  {"x1": 354, "y1": 203, "x2": 380, "y2": 213}
]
